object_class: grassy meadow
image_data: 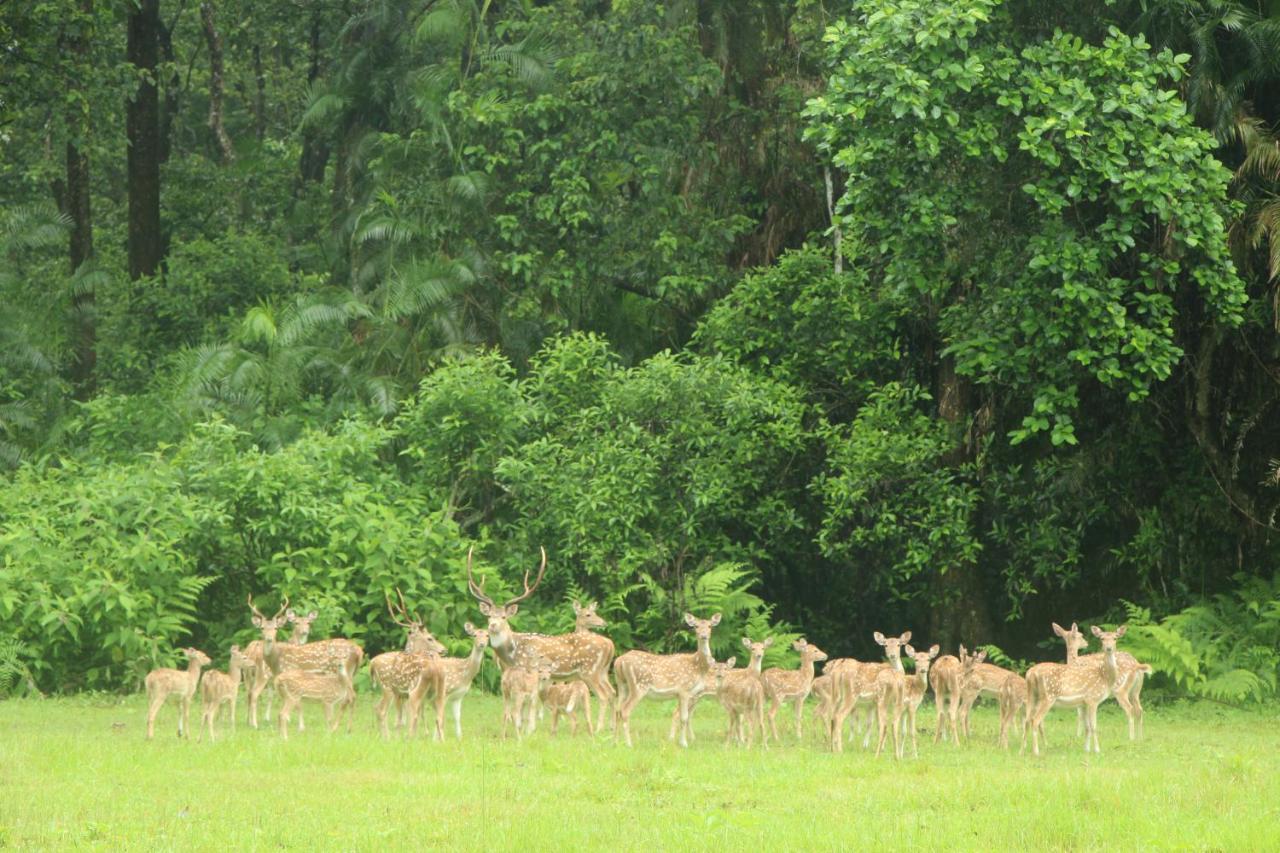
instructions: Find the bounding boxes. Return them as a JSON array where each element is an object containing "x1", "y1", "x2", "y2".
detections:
[{"x1": 0, "y1": 693, "x2": 1276, "y2": 851}]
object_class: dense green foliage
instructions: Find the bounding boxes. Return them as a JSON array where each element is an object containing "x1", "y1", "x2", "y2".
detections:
[{"x1": 2, "y1": 0, "x2": 1279, "y2": 695}]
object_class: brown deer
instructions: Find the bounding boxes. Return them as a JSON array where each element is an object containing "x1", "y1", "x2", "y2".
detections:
[
  {"x1": 387, "y1": 588, "x2": 449, "y2": 656},
  {"x1": 1058, "y1": 621, "x2": 1152, "y2": 741},
  {"x1": 929, "y1": 651, "x2": 963, "y2": 744},
  {"x1": 1025, "y1": 625, "x2": 1131, "y2": 755},
  {"x1": 955, "y1": 645, "x2": 1019, "y2": 740},
  {"x1": 612, "y1": 612, "x2": 722, "y2": 747},
  {"x1": 373, "y1": 591, "x2": 449, "y2": 732},
  {"x1": 761, "y1": 639, "x2": 828, "y2": 743},
  {"x1": 897, "y1": 643, "x2": 940, "y2": 758},
  {"x1": 570, "y1": 599, "x2": 616, "y2": 731},
  {"x1": 145, "y1": 648, "x2": 212, "y2": 740},
  {"x1": 198, "y1": 645, "x2": 252, "y2": 742},
  {"x1": 718, "y1": 641, "x2": 771, "y2": 748},
  {"x1": 502, "y1": 657, "x2": 555, "y2": 740},
  {"x1": 243, "y1": 595, "x2": 288, "y2": 729},
  {"x1": 370, "y1": 648, "x2": 447, "y2": 741},
  {"x1": 827, "y1": 631, "x2": 910, "y2": 752},
  {"x1": 667, "y1": 635, "x2": 773, "y2": 744},
  {"x1": 540, "y1": 680, "x2": 594, "y2": 735},
  {"x1": 466, "y1": 548, "x2": 616, "y2": 727},
  {"x1": 275, "y1": 670, "x2": 355, "y2": 740},
  {"x1": 997, "y1": 671, "x2": 1030, "y2": 750},
  {"x1": 407, "y1": 623, "x2": 490, "y2": 740},
  {"x1": 249, "y1": 596, "x2": 364, "y2": 732}
]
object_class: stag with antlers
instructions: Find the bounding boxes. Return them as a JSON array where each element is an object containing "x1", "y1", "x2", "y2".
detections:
[{"x1": 466, "y1": 547, "x2": 616, "y2": 727}]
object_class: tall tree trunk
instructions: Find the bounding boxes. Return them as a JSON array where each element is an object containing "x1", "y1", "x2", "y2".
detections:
[
  {"x1": 299, "y1": 9, "x2": 330, "y2": 184},
  {"x1": 929, "y1": 353, "x2": 993, "y2": 649},
  {"x1": 253, "y1": 44, "x2": 267, "y2": 142},
  {"x1": 157, "y1": 10, "x2": 181, "y2": 165},
  {"x1": 127, "y1": 0, "x2": 164, "y2": 280},
  {"x1": 200, "y1": 3, "x2": 234, "y2": 164},
  {"x1": 66, "y1": 0, "x2": 96, "y2": 399}
]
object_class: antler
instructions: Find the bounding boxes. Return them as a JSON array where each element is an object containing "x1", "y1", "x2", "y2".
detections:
[
  {"x1": 247, "y1": 593, "x2": 288, "y2": 621},
  {"x1": 396, "y1": 587, "x2": 423, "y2": 626},
  {"x1": 504, "y1": 546, "x2": 546, "y2": 608},
  {"x1": 465, "y1": 546, "x2": 494, "y2": 608},
  {"x1": 386, "y1": 590, "x2": 414, "y2": 629},
  {"x1": 248, "y1": 593, "x2": 264, "y2": 620}
]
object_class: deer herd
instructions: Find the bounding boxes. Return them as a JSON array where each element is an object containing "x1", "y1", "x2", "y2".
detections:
[{"x1": 144, "y1": 549, "x2": 1154, "y2": 758}]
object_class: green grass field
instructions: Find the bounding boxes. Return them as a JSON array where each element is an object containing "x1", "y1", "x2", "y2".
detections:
[{"x1": 1, "y1": 693, "x2": 1276, "y2": 851}]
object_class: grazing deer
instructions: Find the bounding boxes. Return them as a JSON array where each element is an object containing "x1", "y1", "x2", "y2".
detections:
[
  {"x1": 199, "y1": 645, "x2": 252, "y2": 742},
  {"x1": 466, "y1": 548, "x2": 616, "y2": 728},
  {"x1": 1056, "y1": 621, "x2": 1152, "y2": 741},
  {"x1": 370, "y1": 648, "x2": 447, "y2": 741},
  {"x1": 145, "y1": 648, "x2": 212, "y2": 740},
  {"x1": 540, "y1": 680, "x2": 594, "y2": 736},
  {"x1": 827, "y1": 631, "x2": 910, "y2": 752},
  {"x1": 897, "y1": 643, "x2": 940, "y2": 758},
  {"x1": 761, "y1": 639, "x2": 828, "y2": 743},
  {"x1": 1025, "y1": 625, "x2": 1131, "y2": 755},
  {"x1": 502, "y1": 657, "x2": 555, "y2": 740},
  {"x1": 612, "y1": 612, "x2": 722, "y2": 748},
  {"x1": 955, "y1": 645, "x2": 1018, "y2": 740},
  {"x1": 275, "y1": 670, "x2": 355, "y2": 741},
  {"x1": 408, "y1": 623, "x2": 490, "y2": 740}
]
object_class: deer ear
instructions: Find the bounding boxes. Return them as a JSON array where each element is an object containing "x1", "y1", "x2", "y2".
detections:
[
  {"x1": 1070, "y1": 622, "x2": 1079, "y2": 633},
  {"x1": 793, "y1": 638, "x2": 806, "y2": 651},
  {"x1": 1052, "y1": 622, "x2": 1066, "y2": 638},
  {"x1": 588, "y1": 601, "x2": 598, "y2": 611},
  {"x1": 477, "y1": 602, "x2": 493, "y2": 617},
  {"x1": 506, "y1": 604, "x2": 519, "y2": 617},
  {"x1": 725, "y1": 657, "x2": 737, "y2": 668},
  {"x1": 975, "y1": 650, "x2": 987, "y2": 663},
  {"x1": 899, "y1": 631, "x2": 912, "y2": 643},
  {"x1": 286, "y1": 609, "x2": 296, "y2": 619},
  {"x1": 306, "y1": 610, "x2": 317, "y2": 620},
  {"x1": 1091, "y1": 625, "x2": 1104, "y2": 637},
  {"x1": 904, "y1": 644, "x2": 916, "y2": 657},
  {"x1": 252, "y1": 616, "x2": 264, "y2": 628},
  {"x1": 741, "y1": 637, "x2": 752, "y2": 650},
  {"x1": 763, "y1": 637, "x2": 774, "y2": 648},
  {"x1": 464, "y1": 622, "x2": 477, "y2": 636},
  {"x1": 873, "y1": 632, "x2": 887, "y2": 646},
  {"x1": 929, "y1": 645, "x2": 940, "y2": 658},
  {"x1": 683, "y1": 613, "x2": 697, "y2": 627},
  {"x1": 1114, "y1": 624, "x2": 1127, "y2": 638},
  {"x1": 231, "y1": 644, "x2": 240, "y2": 653},
  {"x1": 709, "y1": 613, "x2": 722, "y2": 626},
  {"x1": 960, "y1": 644, "x2": 968, "y2": 658},
  {"x1": 572, "y1": 601, "x2": 582, "y2": 615}
]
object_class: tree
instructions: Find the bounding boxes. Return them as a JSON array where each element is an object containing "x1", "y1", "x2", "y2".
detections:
[{"x1": 126, "y1": 0, "x2": 163, "y2": 279}]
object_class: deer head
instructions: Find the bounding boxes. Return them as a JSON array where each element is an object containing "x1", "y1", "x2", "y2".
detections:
[
  {"x1": 1090, "y1": 624, "x2": 1126, "y2": 656},
  {"x1": 183, "y1": 648, "x2": 212, "y2": 668},
  {"x1": 740, "y1": 636, "x2": 774, "y2": 671},
  {"x1": 573, "y1": 600, "x2": 606, "y2": 632},
  {"x1": 873, "y1": 631, "x2": 912, "y2": 670},
  {"x1": 904, "y1": 643, "x2": 940, "y2": 676},
  {"x1": 792, "y1": 638, "x2": 829, "y2": 666},
  {"x1": 228, "y1": 645, "x2": 252, "y2": 671},
  {"x1": 1053, "y1": 621, "x2": 1090, "y2": 662},
  {"x1": 248, "y1": 594, "x2": 289, "y2": 644},
  {"x1": 387, "y1": 589, "x2": 446, "y2": 655},
  {"x1": 286, "y1": 608, "x2": 319, "y2": 644},
  {"x1": 466, "y1": 546, "x2": 547, "y2": 648},
  {"x1": 463, "y1": 621, "x2": 491, "y2": 649},
  {"x1": 709, "y1": 656, "x2": 738, "y2": 689}
]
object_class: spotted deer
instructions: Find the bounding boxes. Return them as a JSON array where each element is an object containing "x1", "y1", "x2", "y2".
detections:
[
  {"x1": 408, "y1": 623, "x2": 490, "y2": 740},
  {"x1": 275, "y1": 670, "x2": 355, "y2": 740},
  {"x1": 612, "y1": 612, "x2": 722, "y2": 747},
  {"x1": 502, "y1": 657, "x2": 555, "y2": 740},
  {"x1": 199, "y1": 645, "x2": 252, "y2": 742},
  {"x1": 145, "y1": 648, "x2": 212, "y2": 740},
  {"x1": 388, "y1": 588, "x2": 450, "y2": 655},
  {"x1": 1025, "y1": 625, "x2": 1131, "y2": 755},
  {"x1": 997, "y1": 672, "x2": 1030, "y2": 750},
  {"x1": 370, "y1": 647, "x2": 446, "y2": 741},
  {"x1": 955, "y1": 645, "x2": 1018, "y2": 740},
  {"x1": 718, "y1": 645, "x2": 771, "y2": 748},
  {"x1": 1059, "y1": 621, "x2": 1152, "y2": 741},
  {"x1": 827, "y1": 631, "x2": 910, "y2": 752},
  {"x1": 761, "y1": 639, "x2": 828, "y2": 743},
  {"x1": 929, "y1": 651, "x2": 963, "y2": 744},
  {"x1": 466, "y1": 548, "x2": 616, "y2": 726},
  {"x1": 897, "y1": 643, "x2": 940, "y2": 758},
  {"x1": 243, "y1": 595, "x2": 288, "y2": 729},
  {"x1": 541, "y1": 680, "x2": 594, "y2": 735},
  {"x1": 870, "y1": 648, "x2": 908, "y2": 759},
  {"x1": 668, "y1": 635, "x2": 773, "y2": 744},
  {"x1": 249, "y1": 596, "x2": 364, "y2": 732}
]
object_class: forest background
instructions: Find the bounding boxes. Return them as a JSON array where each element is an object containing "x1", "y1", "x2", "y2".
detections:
[{"x1": 2, "y1": 0, "x2": 1279, "y2": 703}]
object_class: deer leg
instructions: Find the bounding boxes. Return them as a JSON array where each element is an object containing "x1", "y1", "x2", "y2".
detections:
[
  {"x1": 874, "y1": 697, "x2": 889, "y2": 757},
  {"x1": 792, "y1": 696, "x2": 805, "y2": 740},
  {"x1": 450, "y1": 697, "x2": 463, "y2": 740},
  {"x1": 583, "y1": 690, "x2": 595, "y2": 736},
  {"x1": 278, "y1": 696, "x2": 294, "y2": 740},
  {"x1": 908, "y1": 704, "x2": 919, "y2": 758},
  {"x1": 1130, "y1": 673, "x2": 1145, "y2": 740},
  {"x1": 376, "y1": 688, "x2": 393, "y2": 739},
  {"x1": 767, "y1": 697, "x2": 783, "y2": 744}
]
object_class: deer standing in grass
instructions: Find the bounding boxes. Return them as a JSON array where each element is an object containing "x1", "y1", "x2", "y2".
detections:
[
  {"x1": 827, "y1": 631, "x2": 910, "y2": 752},
  {"x1": 541, "y1": 680, "x2": 594, "y2": 735},
  {"x1": 897, "y1": 644, "x2": 940, "y2": 758},
  {"x1": 408, "y1": 623, "x2": 490, "y2": 740},
  {"x1": 955, "y1": 645, "x2": 1019, "y2": 740},
  {"x1": 466, "y1": 547, "x2": 616, "y2": 729},
  {"x1": 998, "y1": 672, "x2": 1029, "y2": 750},
  {"x1": 275, "y1": 670, "x2": 355, "y2": 740},
  {"x1": 929, "y1": 650, "x2": 963, "y2": 744},
  {"x1": 246, "y1": 606, "x2": 320, "y2": 729},
  {"x1": 1056, "y1": 621, "x2": 1152, "y2": 741},
  {"x1": 242, "y1": 596, "x2": 289, "y2": 729},
  {"x1": 199, "y1": 645, "x2": 252, "y2": 742},
  {"x1": 249, "y1": 596, "x2": 364, "y2": 732},
  {"x1": 761, "y1": 639, "x2": 828, "y2": 743},
  {"x1": 502, "y1": 658, "x2": 555, "y2": 740},
  {"x1": 612, "y1": 612, "x2": 722, "y2": 747},
  {"x1": 668, "y1": 635, "x2": 773, "y2": 744},
  {"x1": 145, "y1": 648, "x2": 212, "y2": 740},
  {"x1": 1025, "y1": 625, "x2": 1130, "y2": 755},
  {"x1": 369, "y1": 592, "x2": 448, "y2": 736},
  {"x1": 716, "y1": 637, "x2": 773, "y2": 747}
]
